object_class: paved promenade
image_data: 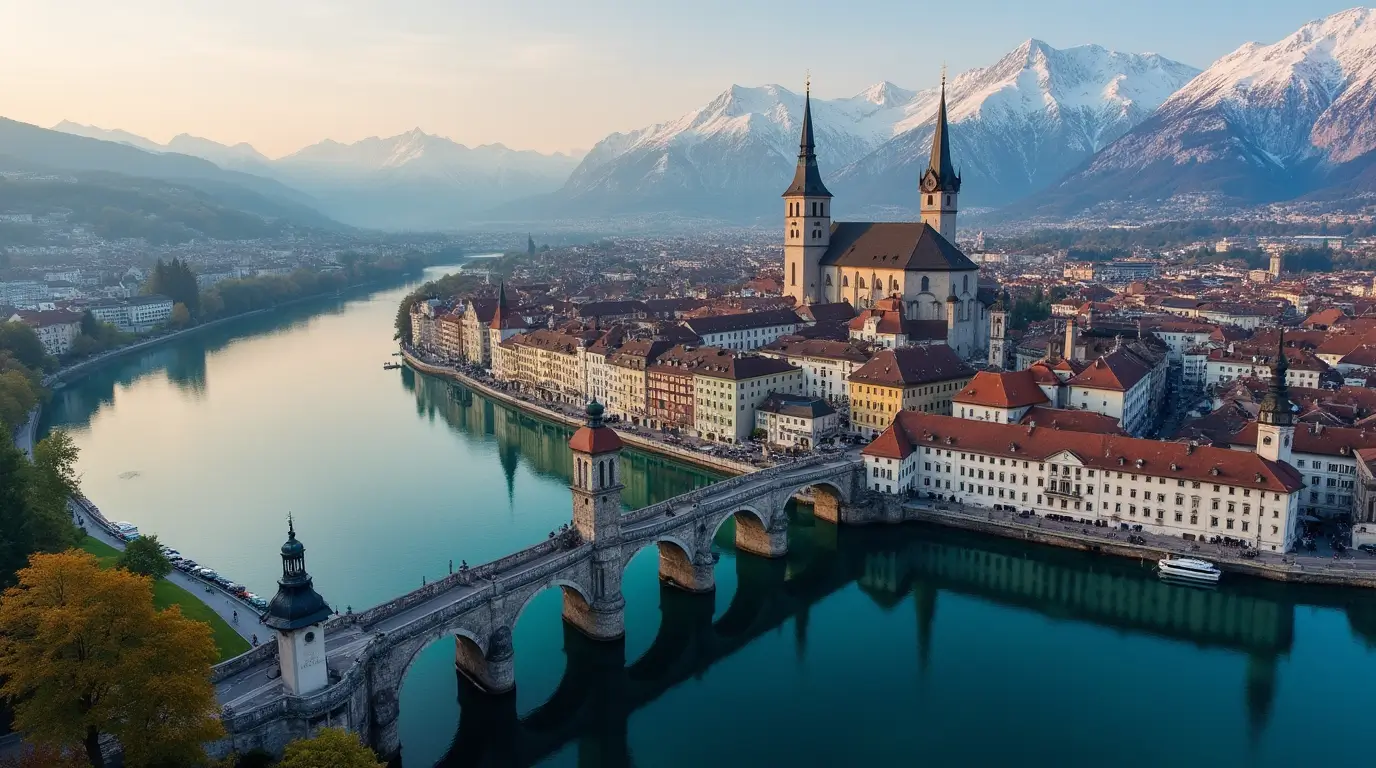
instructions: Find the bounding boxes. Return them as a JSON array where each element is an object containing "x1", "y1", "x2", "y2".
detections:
[{"x1": 73, "y1": 498, "x2": 257, "y2": 644}]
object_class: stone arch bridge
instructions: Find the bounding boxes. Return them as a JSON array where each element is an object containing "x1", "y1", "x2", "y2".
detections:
[{"x1": 210, "y1": 454, "x2": 865, "y2": 758}]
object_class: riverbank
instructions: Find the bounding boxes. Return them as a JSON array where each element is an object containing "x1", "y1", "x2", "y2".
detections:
[
  {"x1": 46, "y1": 276, "x2": 407, "y2": 390},
  {"x1": 900, "y1": 501, "x2": 1376, "y2": 589},
  {"x1": 400, "y1": 347, "x2": 760, "y2": 476}
]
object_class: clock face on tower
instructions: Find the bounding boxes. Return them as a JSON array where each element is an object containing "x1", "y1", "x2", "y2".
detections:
[{"x1": 921, "y1": 170, "x2": 939, "y2": 193}]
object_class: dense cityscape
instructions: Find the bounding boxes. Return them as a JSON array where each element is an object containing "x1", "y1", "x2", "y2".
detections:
[{"x1": 7, "y1": 4, "x2": 1376, "y2": 768}]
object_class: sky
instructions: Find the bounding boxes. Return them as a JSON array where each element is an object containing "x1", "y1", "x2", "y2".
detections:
[{"x1": 0, "y1": 0, "x2": 1363, "y2": 157}]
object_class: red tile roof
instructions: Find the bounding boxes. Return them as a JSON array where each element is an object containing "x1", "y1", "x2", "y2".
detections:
[
  {"x1": 1066, "y1": 351, "x2": 1150, "y2": 392},
  {"x1": 1018, "y1": 406, "x2": 1128, "y2": 436},
  {"x1": 954, "y1": 370, "x2": 1051, "y2": 409},
  {"x1": 870, "y1": 412, "x2": 1303, "y2": 492},
  {"x1": 1228, "y1": 422, "x2": 1376, "y2": 459},
  {"x1": 848, "y1": 345, "x2": 975, "y2": 387}
]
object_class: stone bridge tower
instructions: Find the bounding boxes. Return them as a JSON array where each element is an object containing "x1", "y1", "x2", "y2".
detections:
[
  {"x1": 263, "y1": 517, "x2": 334, "y2": 696},
  {"x1": 568, "y1": 400, "x2": 626, "y2": 640}
]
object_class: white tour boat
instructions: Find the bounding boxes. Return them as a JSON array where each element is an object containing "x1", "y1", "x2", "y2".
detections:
[{"x1": 1157, "y1": 557, "x2": 1221, "y2": 583}]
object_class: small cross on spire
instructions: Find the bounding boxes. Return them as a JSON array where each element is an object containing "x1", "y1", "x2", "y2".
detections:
[
  {"x1": 941, "y1": 63, "x2": 947, "y2": 89},
  {"x1": 287, "y1": 511, "x2": 295, "y2": 538},
  {"x1": 805, "y1": 70, "x2": 811, "y2": 95}
]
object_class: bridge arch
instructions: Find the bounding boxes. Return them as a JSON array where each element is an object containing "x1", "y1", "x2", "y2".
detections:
[
  {"x1": 778, "y1": 478, "x2": 850, "y2": 524},
  {"x1": 710, "y1": 504, "x2": 786, "y2": 559}
]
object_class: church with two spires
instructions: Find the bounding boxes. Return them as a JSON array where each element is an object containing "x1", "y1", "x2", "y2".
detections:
[{"x1": 782, "y1": 77, "x2": 991, "y2": 362}]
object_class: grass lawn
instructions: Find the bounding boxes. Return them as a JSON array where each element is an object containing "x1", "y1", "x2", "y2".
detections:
[{"x1": 80, "y1": 537, "x2": 251, "y2": 661}]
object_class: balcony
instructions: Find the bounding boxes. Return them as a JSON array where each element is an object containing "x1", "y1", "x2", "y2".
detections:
[{"x1": 1044, "y1": 481, "x2": 1082, "y2": 500}]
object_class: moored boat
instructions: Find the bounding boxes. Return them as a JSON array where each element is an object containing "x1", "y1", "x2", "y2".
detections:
[{"x1": 1157, "y1": 557, "x2": 1221, "y2": 583}]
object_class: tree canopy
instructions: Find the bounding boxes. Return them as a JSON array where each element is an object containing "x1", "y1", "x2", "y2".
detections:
[
  {"x1": 0, "y1": 432, "x2": 80, "y2": 587},
  {"x1": 145, "y1": 259, "x2": 200, "y2": 316},
  {"x1": 117, "y1": 535, "x2": 171, "y2": 579},
  {"x1": 0, "y1": 551, "x2": 223, "y2": 767},
  {"x1": 0, "y1": 322, "x2": 53, "y2": 373},
  {"x1": 276, "y1": 728, "x2": 385, "y2": 768}
]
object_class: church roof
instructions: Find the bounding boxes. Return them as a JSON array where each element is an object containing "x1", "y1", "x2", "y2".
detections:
[{"x1": 820, "y1": 222, "x2": 977, "y2": 272}]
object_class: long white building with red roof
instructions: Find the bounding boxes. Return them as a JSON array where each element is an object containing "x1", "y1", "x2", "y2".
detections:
[{"x1": 863, "y1": 411, "x2": 1305, "y2": 553}]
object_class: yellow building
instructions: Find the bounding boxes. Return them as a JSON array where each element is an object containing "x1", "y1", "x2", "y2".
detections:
[{"x1": 847, "y1": 346, "x2": 975, "y2": 438}]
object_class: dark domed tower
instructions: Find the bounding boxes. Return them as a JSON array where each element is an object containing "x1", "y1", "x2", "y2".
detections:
[{"x1": 264, "y1": 516, "x2": 333, "y2": 695}]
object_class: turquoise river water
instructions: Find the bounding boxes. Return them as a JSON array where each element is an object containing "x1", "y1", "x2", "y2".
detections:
[{"x1": 40, "y1": 265, "x2": 1376, "y2": 767}]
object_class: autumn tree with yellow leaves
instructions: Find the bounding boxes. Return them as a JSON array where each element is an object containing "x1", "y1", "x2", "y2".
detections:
[{"x1": 0, "y1": 551, "x2": 223, "y2": 768}]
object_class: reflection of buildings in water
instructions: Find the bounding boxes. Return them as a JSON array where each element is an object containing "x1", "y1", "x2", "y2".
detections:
[
  {"x1": 428, "y1": 522, "x2": 1334, "y2": 768},
  {"x1": 403, "y1": 371, "x2": 718, "y2": 512}
]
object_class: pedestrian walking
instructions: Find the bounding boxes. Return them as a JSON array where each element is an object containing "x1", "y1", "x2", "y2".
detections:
[
  {"x1": 251, "y1": 634, "x2": 258, "y2": 648},
  {"x1": 232, "y1": 610, "x2": 238, "y2": 625}
]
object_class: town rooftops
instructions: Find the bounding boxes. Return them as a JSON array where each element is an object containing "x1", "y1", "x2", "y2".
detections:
[
  {"x1": 692, "y1": 352, "x2": 797, "y2": 381},
  {"x1": 819, "y1": 222, "x2": 978, "y2": 272},
  {"x1": 954, "y1": 370, "x2": 1051, "y2": 409},
  {"x1": 1066, "y1": 351, "x2": 1151, "y2": 392},
  {"x1": 681, "y1": 309, "x2": 801, "y2": 336},
  {"x1": 848, "y1": 345, "x2": 974, "y2": 387},
  {"x1": 865, "y1": 411, "x2": 1303, "y2": 493},
  {"x1": 127, "y1": 294, "x2": 172, "y2": 306},
  {"x1": 758, "y1": 392, "x2": 836, "y2": 420},
  {"x1": 576, "y1": 300, "x2": 647, "y2": 319},
  {"x1": 759, "y1": 337, "x2": 872, "y2": 364},
  {"x1": 796, "y1": 302, "x2": 857, "y2": 324},
  {"x1": 1017, "y1": 406, "x2": 1128, "y2": 436},
  {"x1": 1228, "y1": 421, "x2": 1376, "y2": 459}
]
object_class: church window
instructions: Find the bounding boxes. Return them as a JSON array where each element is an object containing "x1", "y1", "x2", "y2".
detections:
[
  {"x1": 927, "y1": 195, "x2": 933, "y2": 206},
  {"x1": 599, "y1": 461, "x2": 606, "y2": 488},
  {"x1": 825, "y1": 274, "x2": 832, "y2": 286},
  {"x1": 963, "y1": 275, "x2": 969, "y2": 294},
  {"x1": 842, "y1": 275, "x2": 849, "y2": 287},
  {"x1": 790, "y1": 263, "x2": 796, "y2": 286},
  {"x1": 811, "y1": 202, "x2": 818, "y2": 216},
  {"x1": 945, "y1": 195, "x2": 950, "y2": 205},
  {"x1": 920, "y1": 276, "x2": 929, "y2": 293},
  {"x1": 890, "y1": 278, "x2": 898, "y2": 291},
  {"x1": 858, "y1": 277, "x2": 867, "y2": 289}
]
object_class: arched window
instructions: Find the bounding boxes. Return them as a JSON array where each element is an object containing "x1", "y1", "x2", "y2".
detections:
[
  {"x1": 811, "y1": 202, "x2": 817, "y2": 216},
  {"x1": 858, "y1": 277, "x2": 867, "y2": 289},
  {"x1": 790, "y1": 263, "x2": 796, "y2": 286},
  {"x1": 890, "y1": 277, "x2": 899, "y2": 291},
  {"x1": 609, "y1": 460, "x2": 615, "y2": 485},
  {"x1": 927, "y1": 194, "x2": 933, "y2": 205},
  {"x1": 842, "y1": 275, "x2": 849, "y2": 287},
  {"x1": 599, "y1": 460, "x2": 607, "y2": 488},
  {"x1": 920, "y1": 276, "x2": 929, "y2": 293},
  {"x1": 963, "y1": 275, "x2": 969, "y2": 294},
  {"x1": 825, "y1": 274, "x2": 832, "y2": 286},
  {"x1": 945, "y1": 195, "x2": 950, "y2": 205}
]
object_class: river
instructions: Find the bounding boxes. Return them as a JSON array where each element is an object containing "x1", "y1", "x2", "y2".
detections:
[{"x1": 40, "y1": 265, "x2": 1376, "y2": 767}]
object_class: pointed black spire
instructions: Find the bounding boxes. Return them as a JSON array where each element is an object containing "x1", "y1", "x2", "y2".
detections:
[
  {"x1": 1259, "y1": 329, "x2": 1293, "y2": 427},
  {"x1": 782, "y1": 78, "x2": 832, "y2": 198},
  {"x1": 264, "y1": 517, "x2": 332, "y2": 631},
  {"x1": 923, "y1": 70, "x2": 961, "y2": 193}
]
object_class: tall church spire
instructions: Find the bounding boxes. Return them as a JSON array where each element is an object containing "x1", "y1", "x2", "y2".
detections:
[
  {"x1": 926, "y1": 70, "x2": 960, "y2": 191},
  {"x1": 1259, "y1": 330, "x2": 1293, "y2": 427},
  {"x1": 782, "y1": 78, "x2": 832, "y2": 198}
]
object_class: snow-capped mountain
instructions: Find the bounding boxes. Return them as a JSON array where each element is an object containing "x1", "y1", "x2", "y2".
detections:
[
  {"x1": 834, "y1": 41, "x2": 1201, "y2": 210},
  {"x1": 550, "y1": 82, "x2": 919, "y2": 217},
  {"x1": 546, "y1": 41, "x2": 1197, "y2": 219},
  {"x1": 1037, "y1": 7, "x2": 1376, "y2": 215}
]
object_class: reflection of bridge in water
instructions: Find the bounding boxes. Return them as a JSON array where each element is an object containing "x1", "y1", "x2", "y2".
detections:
[{"x1": 429, "y1": 520, "x2": 1347, "y2": 767}]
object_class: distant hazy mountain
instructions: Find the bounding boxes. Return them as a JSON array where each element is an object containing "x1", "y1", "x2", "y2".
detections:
[
  {"x1": 49, "y1": 122, "x2": 582, "y2": 230},
  {"x1": 271, "y1": 129, "x2": 581, "y2": 229},
  {"x1": 165, "y1": 133, "x2": 273, "y2": 172},
  {"x1": 834, "y1": 41, "x2": 1201, "y2": 211},
  {"x1": 1032, "y1": 7, "x2": 1376, "y2": 216},
  {"x1": 533, "y1": 41, "x2": 1197, "y2": 221},
  {"x1": 2, "y1": 118, "x2": 327, "y2": 222},
  {"x1": 51, "y1": 120, "x2": 167, "y2": 153}
]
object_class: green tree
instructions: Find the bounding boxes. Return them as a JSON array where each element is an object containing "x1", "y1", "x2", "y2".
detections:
[
  {"x1": 78, "y1": 311, "x2": 99, "y2": 338},
  {"x1": 0, "y1": 368, "x2": 39, "y2": 432},
  {"x1": 25, "y1": 431, "x2": 81, "y2": 556},
  {"x1": 0, "y1": 322, "x2": 52, "y2": 372},
  {"x1": 277, "y1": 728, "x2": 384, "y2": 768},
  {"x1": 0, "y1": 552, "x2": 223, "y2": 768},
  {"x1": 0, "y1": 438, "x2": 37, "y2": 587},
  {"x1": 116, "y1": 535, "x2": 170, "y2": 579}
]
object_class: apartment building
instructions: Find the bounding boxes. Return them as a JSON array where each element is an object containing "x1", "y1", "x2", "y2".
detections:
[
  {"x1": 847, "y1": 346, "x2": 975, "y2": 439},
  {"x1": 680, "y1": 309, "x2": 801, "y2": 351},
  {"x1": 757, "y1": 337, "x2": 872, "y2": 404},
  {"x1": 693, "y1": 353, "x2": 802, "y2": 444}
]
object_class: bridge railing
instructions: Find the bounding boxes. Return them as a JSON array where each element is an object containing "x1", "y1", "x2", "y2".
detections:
[
  {"x1": 356, "y1": 530, "x2": 582, "y2": 629},
  {"x1": 620, "y1": 454, "x2": 839, "y2": 526}
]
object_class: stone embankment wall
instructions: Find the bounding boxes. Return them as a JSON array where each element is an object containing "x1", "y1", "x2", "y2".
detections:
[
  {"x1": 878, "y1": 501, "x2": 1376, "y2": 589},
  {"x1": 401, "y1": 348, "x2": 760, "y2": 476}
]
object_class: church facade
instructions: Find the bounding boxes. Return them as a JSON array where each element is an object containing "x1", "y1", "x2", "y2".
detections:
[{"x1": 782, "y1": 79, "x2": 990, "y2": 362}]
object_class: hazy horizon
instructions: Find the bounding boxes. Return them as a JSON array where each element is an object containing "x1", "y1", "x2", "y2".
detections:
[{"x1": 2, "y1": 0, "x2": 1364, "y2": 158}]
